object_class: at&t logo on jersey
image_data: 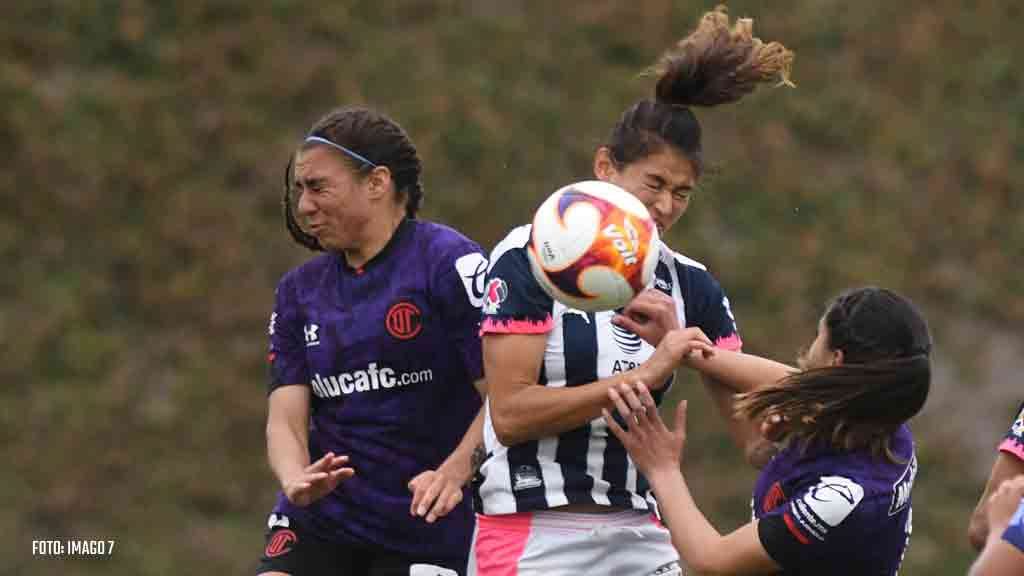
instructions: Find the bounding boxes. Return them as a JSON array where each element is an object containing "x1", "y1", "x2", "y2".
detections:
[{"x1": 310, "y1": 363, "x2": 434, "y2": 398}]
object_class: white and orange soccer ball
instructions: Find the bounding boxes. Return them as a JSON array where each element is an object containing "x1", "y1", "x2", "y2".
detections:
[{"x1": 527, "y1": 180, "x2": 660, "y2": 312}]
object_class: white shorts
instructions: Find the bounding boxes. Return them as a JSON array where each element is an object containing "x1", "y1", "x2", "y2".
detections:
[{"x1": 467, "y1": 509, "x2": 683, "y2": 576}]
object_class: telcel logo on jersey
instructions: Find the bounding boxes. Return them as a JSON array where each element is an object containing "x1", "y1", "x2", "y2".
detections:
[{"x1": 310, "y1": 363, "x2": 433, "y2": 398}]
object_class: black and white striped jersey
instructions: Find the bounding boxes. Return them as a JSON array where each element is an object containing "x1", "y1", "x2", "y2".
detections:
[{"x1": 476, "y1": 225, "x2": 742, "y2": 515}]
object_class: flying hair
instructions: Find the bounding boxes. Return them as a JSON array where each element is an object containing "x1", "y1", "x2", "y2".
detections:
[{"x1": 653, "y1": 5, "x2": 794, "y2": 108}]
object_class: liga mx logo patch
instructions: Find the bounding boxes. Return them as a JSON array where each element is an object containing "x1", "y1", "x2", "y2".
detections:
[{"x1": 482, "y1": 278, "x2": 508, "y2": 315}]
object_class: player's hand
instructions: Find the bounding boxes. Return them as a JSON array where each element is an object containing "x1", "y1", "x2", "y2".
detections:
[
  {"x1": 408, "y1": 465, "x2": 467, "y2": 524},
  {"x1": 603, "y1": 381, "x2": 688, "y2": 478},
  {"x1": 638, "y1": 327, "x2": 716, "y2": 388},
  {"x1": 613, "y1": 289, "x2": 680, "y2": 347},
  {"x1": 282, "y1": 452, "x2": 354, "y2": 507},
  {"x1": 986, "y1": 475, "x2": 1024, "y2": 537}
]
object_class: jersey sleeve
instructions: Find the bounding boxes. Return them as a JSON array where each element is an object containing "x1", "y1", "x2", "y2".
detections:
[
  {"x1": 998, "y1": 401, "x2": 1024, "y2": 461},
  {"x1": 1001, "y1": 498, "x2": 1024, "y2": 552},
  {"x1": 267, "y1": 274, "x2": 309, "y2": 393},
  {"x1": 479, "y1": 242, "x2": 554, "y2": 336},
  {"x1": 679, "y1": 263, "x2": 742, "y2": 351},
  {"x1": 434, "y1": 246, "x2": 489, "y2": 383},
  {"x1": 757, "y1": 475, "x2": 867, "y2": 570}
]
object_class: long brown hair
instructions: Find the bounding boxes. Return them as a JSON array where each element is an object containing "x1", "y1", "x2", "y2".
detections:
[
  {"x1": 605, "y1": 5, "x2": 794, "y2": 175},
  {"x1": 735, "y1": 287, "x2": 932, "y2": 462}
]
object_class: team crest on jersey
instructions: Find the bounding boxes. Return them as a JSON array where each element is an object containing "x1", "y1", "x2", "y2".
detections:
[
  {"x1": 264, "y1": 528, "x2": 297, "y2": 558},
  {"x1": 763, "y1": 481, "x2": 786, "y2": 513},
  {"x1": 482, "y1": 278, "x2": 508, "y2": 315},
  {"x1": 386, "y1": 302, "x2": 423, "y2": 340}
]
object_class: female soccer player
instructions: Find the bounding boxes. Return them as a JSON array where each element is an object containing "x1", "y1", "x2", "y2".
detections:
[
  {"x1": 470, "y1": 7, "x2": 792, "y2": 575},
  {"x1": 969, "y1": 401, "x2": 1024, "y2": 549},
  {"x1": 258, "y1": 107, "x2": 488, "y2": 576},
  {"x1": 606, "y1": 287, "x2": 930, "y2": 575}
]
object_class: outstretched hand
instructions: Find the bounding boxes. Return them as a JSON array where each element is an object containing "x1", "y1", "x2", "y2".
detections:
[
  {"x1": 639, "y1": 328, "x2": 717, "y2": 387},
  {"x1": 282, "y1": 452, "x2": 355, "y2": 507},
  {"x1": 603, "y1": 381, "x2": 689, "y2": 479},
  {"x1": 408, "y1": 465, "x2": 468, "y2": 524}
]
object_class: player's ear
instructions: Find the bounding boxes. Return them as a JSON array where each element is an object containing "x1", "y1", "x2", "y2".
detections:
[
  {"x1": 364, "y1": 165, "x2": 393, "y2": 201},
  {"x1": 593, "y1": 147, "x2": 619, "y2": 182}
]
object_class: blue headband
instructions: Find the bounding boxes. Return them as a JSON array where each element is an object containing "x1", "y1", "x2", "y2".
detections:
[{"x1": 304, "y1": 136, "x2": 378, "y2": 168}]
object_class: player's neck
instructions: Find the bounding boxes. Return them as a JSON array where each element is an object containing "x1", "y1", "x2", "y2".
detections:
[{"x1": 342, "y1": 206, "x2": 407, "y2": 269}]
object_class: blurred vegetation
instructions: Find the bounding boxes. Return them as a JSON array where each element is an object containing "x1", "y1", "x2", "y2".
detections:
[{"x1": 3, "y1": 1, "x2": 1022, "y2": 574}]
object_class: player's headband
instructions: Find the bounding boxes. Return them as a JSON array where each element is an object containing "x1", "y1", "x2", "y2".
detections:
[{"x1": 304, "y1": 136, "x2": 378, "y2": 168}]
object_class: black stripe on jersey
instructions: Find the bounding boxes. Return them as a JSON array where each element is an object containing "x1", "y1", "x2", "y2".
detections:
[
  {"x1": 507, "y1": 362, "x2": 548, "y2": 512},
  {"x1": 556, "y1": 310, "x2": 599, "y2": 504}
]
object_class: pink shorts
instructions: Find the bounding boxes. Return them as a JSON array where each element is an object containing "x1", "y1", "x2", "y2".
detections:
[{"x1": 467, "y1": 510, "x2": 683, "y2": 576}]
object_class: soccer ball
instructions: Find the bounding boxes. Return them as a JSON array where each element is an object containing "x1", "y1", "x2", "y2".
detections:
[{"x1": 527, "y1": 180, "x2": 660, "y2": 312}]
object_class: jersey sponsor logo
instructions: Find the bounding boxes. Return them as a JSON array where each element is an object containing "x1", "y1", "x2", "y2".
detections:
[
  {"x1": 482, "y1": 278, "x2": 508, "y2": 315},
  {"x1": 511, "y1": 465, "x2": 542, "y2": 491},
  {"x1": 763, "y1": 481, "x2": 786, "y2": 513},
  {"x1": 889, "y1": 453, "x2": 917, "y2": 516},
  {"x1": 654, "y1": 277, "x2": 671, "y2": 293},
  {"x1": 386, "y1": 302, "x2": 423, "y2": 340},
  {"x1": 801, "y1": 475, "x2": 864, "y2": 528},
  {"x1": 409, "y1": 564, "x2": 458, "y2": 576},
  {"x1": 611, "y1": 322, "x2": 643, "y2": 355},
  {"x1": 264, "y1": 528, "x2": 297, "y2": 558},
  {"x1": 304, "y1": 323, "x2": 320, "y2": 347},
  {"x1": 454, "y1": 252, "x2": 488, "y2": 308},
  {"x1": 268, "y1": 312, "x2": 277, "y2": 336},
  {"x1": 310, "y1": 363, "x2": 433, "y2": 398}
]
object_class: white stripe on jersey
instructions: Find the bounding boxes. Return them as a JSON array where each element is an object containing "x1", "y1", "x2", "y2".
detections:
[
  {"x1": 486, "y1": 224, "x2": 531, "y2": 274},
  {"x1": 479, "y1": 401, "x2": 516, "y2": 512},
  {"x1": 539, "y1": 309, "x2": 569, "y2": 508}
]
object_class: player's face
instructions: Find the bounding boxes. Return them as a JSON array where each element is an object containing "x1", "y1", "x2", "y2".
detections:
[
  {"x1": 292, "y1": 146, "x2": 373, "y2": 252},
  {"x1": 595, "y1": 147, "x2": 698, "y2": 234},
  {"x1": 798, "y1": 317, "x2": 840, "y2": 371}
]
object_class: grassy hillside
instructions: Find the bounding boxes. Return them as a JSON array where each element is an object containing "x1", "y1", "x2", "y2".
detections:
[{"x1": 3, "y1": 1, "x2": 1022, "y2": 574}]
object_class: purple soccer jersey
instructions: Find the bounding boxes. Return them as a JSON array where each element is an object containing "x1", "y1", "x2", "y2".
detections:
[
  {"x1": 752, "y1": 425, "x2": 916, "y2": 575},
  {"x1": 266, "y1": 219, "x2": 486, "y2": 560},
  {"x1": 1001, "y1": 498, "x2": 1024, "y2": 553}
]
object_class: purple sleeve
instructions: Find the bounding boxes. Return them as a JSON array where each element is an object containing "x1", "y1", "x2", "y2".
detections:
[
  {"x1": 998, "y1": 402, "x2": 1024, "y2": 461},
  {"x1": 267, "y1": 276, "x2": 309, "y2": 393},
  {"x1": 437, "y1": 249, "x2": 488, "y2": 383},
  {"x1": 757, "y1": 475, "x2": 866, "y2": 570},
  {"x1": 1002, "y1": 498, "x2": 1024, "y2": 552}
]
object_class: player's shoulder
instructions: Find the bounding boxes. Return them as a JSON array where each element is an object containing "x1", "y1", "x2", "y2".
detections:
[
  {"x1": 411, "y1": 219, "x2": 484, "y2": 257},
  {"x1": 660, "y1": 242, "x2": 709, "y2": 272},
  {"x1": 278, "y1": 252, "x2": 335, "y2": 288},
  {"x1": 660, "y1": 242, "x2": 724, "y2": 295},
  {"x1": 487, "y1": 224, "x2": 532, "y2": 271}
]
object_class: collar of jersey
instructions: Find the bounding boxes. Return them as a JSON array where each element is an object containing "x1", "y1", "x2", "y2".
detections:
[{"x1": 337, "y1": 217, "x2": 414, "y2": 275}]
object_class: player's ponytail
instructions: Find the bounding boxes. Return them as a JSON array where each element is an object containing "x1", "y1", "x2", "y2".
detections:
[
  {"x1": 735, "y1": 287, "x2": 932, "y2": 463},
  {"x1": 654, "y1": 5, "x2": 794, "y2": 108},
  {"x1": 604, "y1": 6, "x2": 793, "y2": 175}
]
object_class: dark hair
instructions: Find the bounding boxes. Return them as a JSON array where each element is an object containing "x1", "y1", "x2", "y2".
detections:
[
  {"x1": 735, "y1": 287, "x2": 932, "y2": 462},
  {"x1": 283, "y1": 107, "x2": 424, "y2": 251},
  {"x1": 605, "y1": 5, "x2": 794, "y2": 176}
]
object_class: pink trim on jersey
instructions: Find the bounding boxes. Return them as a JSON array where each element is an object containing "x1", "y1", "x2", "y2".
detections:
[
  {"x1": 715, "y1": 333, "x2": 743, "y2": 351},
  {"x1": 480, "y1": 316, "x2": 554, "y2": 336},
  {"x1": 473, "y1": 513, "x2": 533, "y2": 576},
  {"x1": 999, "y1": 438, "x2": 1024, "y2": 461}
]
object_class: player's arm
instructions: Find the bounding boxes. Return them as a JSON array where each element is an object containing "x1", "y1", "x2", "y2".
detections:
[
  {"x1": 409, "y1": 378, "x2": 487, "y2": 522},
  {"x1": 266, "y1": 384, "x2": 354, "y2": 507},
  {"x1": 970, "y1": 448, "x2": 1024, "y2": 548},
  {"x1": 603, "y1": 383, "x2": 780, "y2": 575},
  {"x1": 486, "y1": 329, "x2": 712, "y2": 446},
  {"x1": 970, "y1": 477, "x2": 1024, "y2": 575}
]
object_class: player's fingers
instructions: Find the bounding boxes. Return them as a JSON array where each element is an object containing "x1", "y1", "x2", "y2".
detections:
[
  {"x1": 326, "y1": 454, "x2": 350, "y2": 471},
  {"x1": 427, "y1": 486, "x2": 463, "y2": 523},
  {"x1": 618, "y1": 382, "x2": 645, "y2": 414},
  {"x1": 416, "y1": 475, "x2": 446, "y2": 517},
  {"x1": 603, "y1": 408, "x2": 629, "y2": 444},
  {"x1": 608, "y1": 386, "x2": 633, "y2": 421},
  {"x1": 408, "y1": 471, "x2": 432, "y2": 514},
  {"x1": 611, "y1": 314, "x2": 644, "y2": 334},
  {"x1": 673, "y1": 400, "x2": 688, "y2": 440},
  {"x1": 305, "y1": 452, "x2": 333, "y2": 473}
]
